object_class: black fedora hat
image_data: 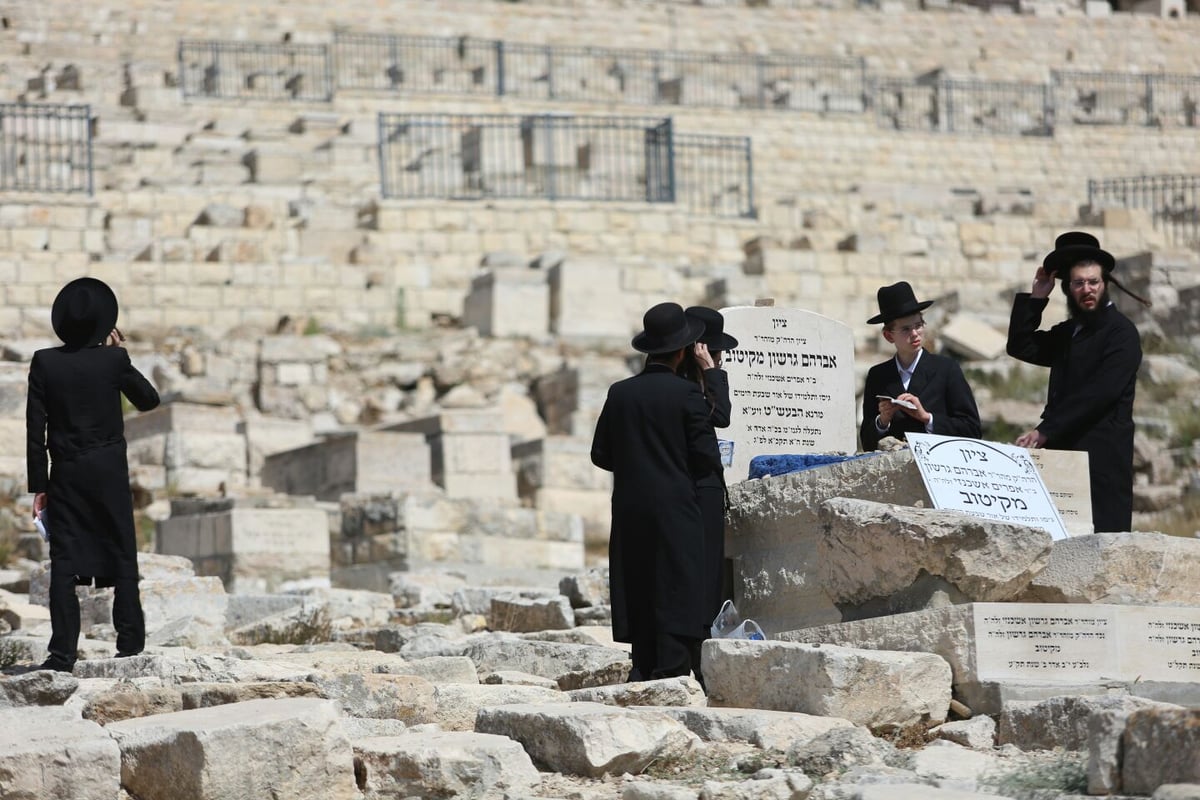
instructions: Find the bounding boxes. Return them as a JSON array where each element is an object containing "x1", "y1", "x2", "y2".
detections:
[
  {"x1": 1044, "y1": 231, "x2": 1115, "y2": 277},
  {"x1": 685, "y1": 306, "x2": 739, "y2": 352},
  {"x1": 867, "y1": 281, "x2": 934, "y2": 325},
  {"x1": 51, "y1": 277, "x2": 119, "y2": 347},
  {"x1": 632, "y1": 302, "x2": 705, "y2": 355}
]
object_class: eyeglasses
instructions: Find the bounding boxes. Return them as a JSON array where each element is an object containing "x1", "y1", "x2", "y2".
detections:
[
  {"x1": 888, "y1": 320, "x2": 926, "y2": 336},
  {"x1": 1069, "y1": 278, "x2": 1103, "y2": 290}
]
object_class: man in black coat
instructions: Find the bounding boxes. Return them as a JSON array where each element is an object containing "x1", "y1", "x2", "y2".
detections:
[
  {"x1": 28, "y1": 278, "x2": 161, "y2": 672},
  {"x1": 860, "y1": 282, "x2": 982, "y2": 451},
  {"x1": 1007, "y1": 232, "x2": 1143, "y2": 533},
  {"x1": 591, "y1": 302, "x2": 722, "y2": 682}
]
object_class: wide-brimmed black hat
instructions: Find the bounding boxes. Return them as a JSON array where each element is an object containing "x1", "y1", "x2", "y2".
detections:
[
  {"x1": 685, "y1": 306, "x2": 739, "y2": 352},
  {"x1": 867, "y1": 281, "x2": 934, "y2": 325},
  {"x1": 1044, "y1": 231, "x2": 1115, "y2": 277},
  {"x1": 51, "y1": 277, "x2": 119, "y2": 347},
  {"x1": 632, "y1": 302, "x2": 705, "y2": 354}
]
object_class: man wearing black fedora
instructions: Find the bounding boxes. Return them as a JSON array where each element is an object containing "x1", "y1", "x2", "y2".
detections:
[
  {"x1": 591, "y1": 302, "x2": 723, "y2": 683},
  {"x1": 1007, "y1": 231, "x2": 1145, "y2": 533},
  {"x1": 28, "y1": 277, "x2": 161, "y2": 672},
  {"x1": 860, "y1": 282, "x2": 981, "y2": 451}
]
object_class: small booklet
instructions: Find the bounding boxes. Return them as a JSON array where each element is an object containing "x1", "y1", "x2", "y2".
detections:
[
  {"x1": 35, "y1": 511, "x2": 49, "y2": 542},
  {"x1": 876, "y1": 394, "x2": 918, "y2": 411}
]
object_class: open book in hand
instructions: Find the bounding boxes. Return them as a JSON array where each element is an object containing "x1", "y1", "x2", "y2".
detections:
[{"x1": 876, "y1": 394, "x2": 918, "y2": 411}]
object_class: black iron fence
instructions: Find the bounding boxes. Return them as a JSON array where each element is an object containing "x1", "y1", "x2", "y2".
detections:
[
  {"x1": 0, "y1": 103, "x2": 93, "y2": 194},
  {"x1": 1088, "y1": 175, "x2": 1200, "y2": 250},
  {"x1": 1054, "y1": 71, "x2": 1200, "y2": 128},
  {"x1": 336, "y1": 32, "x2": 867, "y2": 113},
  {"x1": 873, "y1": 75, "x2": 1053, "y2": 136},
  {"x1": 178, "y1": 40, "x2": 334, "y2": 101},
  {"x1": 378, "y1": 113, "x2": 755, "y2": 218}
]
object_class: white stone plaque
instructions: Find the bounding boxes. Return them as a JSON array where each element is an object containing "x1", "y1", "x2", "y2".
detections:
[
  {"x1": 1026, "y1": 449, "x2": 1093, "y2": 536},
  {"x1": 974, "y1": 603, "x2": 1120, "y2": 682},
  {"x1": 1118, "y1": 605, "x2": 1200, "y2": 683},
  {"x1": 720, "y1": 306, "x2": 856, "y2": 483},
  {"x1": 907, "y1": 433, "x2": 1069, "y2": 541}
]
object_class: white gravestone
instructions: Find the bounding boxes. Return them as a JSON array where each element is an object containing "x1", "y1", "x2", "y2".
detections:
[
  {"x1": 907, "y1": 433, "x2": 1069, "y2": 541},
  {"x1": 974, "y1": 603, "x2": 1200, "y2": 685},
  {"x1": 720, "y1": 306, "x2": 856, "y2": 483},
  {"x1": 1026, "y1": 449, "x2": 1093, "y2": 536}
]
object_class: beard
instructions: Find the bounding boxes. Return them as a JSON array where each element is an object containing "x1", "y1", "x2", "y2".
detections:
[{"x1": 1066, "y1": 287, "x2": 1110, "y2": 325}]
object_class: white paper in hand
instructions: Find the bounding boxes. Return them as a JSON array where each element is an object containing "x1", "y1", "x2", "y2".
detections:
[
  {"x1": 34, "y1": 511, "x2": 49, "y2": 542},
  {"x1": 876, "y1": 394, "x2": 918, "y2": 411}
]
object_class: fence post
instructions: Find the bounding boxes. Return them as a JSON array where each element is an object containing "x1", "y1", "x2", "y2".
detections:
[
  {"x1": 495, "y1": 40, "x2": 505, "y2": 97},
  {"x1": 744, "y1": 136, "x2": 756, "y2": 219},
  {"x1": 665, "y1": 118, "x2": 676, "y2": 204},
  {"x1": 1145, "y1": 74, "x2": 1155, "y2": 126},
  {"x1": 377, "y1": 113, "x2": 390, "y2": 199},
  {"x1": 544, "y1": 115, "x2": 557, "y2": 201},
  {"x1": 545, "y1": 45, "x2": 554, "y2": 100},
  {"x1": 756, "y1": 56, "x2": 766, "y2": 109},
  {"x1": 1043, "y1": 82, "x2": 1055, "y2": 136},
  {"x1": 323, "y1": 44, "x2": 334, "y2": 101},
  {"x1": 85, "y1": 106, "x2": 94, "y2": 196}
]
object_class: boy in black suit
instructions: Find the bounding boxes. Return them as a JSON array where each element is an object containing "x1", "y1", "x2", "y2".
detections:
[{"x1": 859, "y1": 282, "x2": 981, "y2": 451}]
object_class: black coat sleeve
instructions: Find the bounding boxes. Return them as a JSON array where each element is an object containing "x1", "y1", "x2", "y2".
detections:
[
  {"x1": 859, "y1": 364, "x2": 888, "y2": 452},
  {"x1": 1006, "y1": 293, "x2": 1057, "y2": 367},
  {"x1": 590, "y1": 396, "x2": 613, "y2": 472},
  {"x1": 119, "y1": 350, "x2": 161, "y2": 412},
  {"x1": 26, "y1": 353, "x2": 48, "y2": 493},
  {"x1": 703, "y1": 368, "x2": 731, "y2": 429},
  {"x1": 929, "y1": 359, "x2": 982, "y2": 439},
  {"x1": 1038, "y1": 319, "x2": 1141, "y2": 444},
  {"x1": 685, "y1": 383, "x2": 723, "y2": 478}
]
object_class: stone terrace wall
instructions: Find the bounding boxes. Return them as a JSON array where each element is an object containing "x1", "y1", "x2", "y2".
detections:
[{"x1": 0, "y1": 0, "x2": 1198, "y2": 343}]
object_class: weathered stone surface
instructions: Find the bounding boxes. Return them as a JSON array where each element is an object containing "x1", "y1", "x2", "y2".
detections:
[
  {"x1": 0, "y1": 668, "x2": 79, "y2": 708},
  {"x1": 431, "y1": 682, "x2": 568, "y2": 731},
  {"x1": 786, "y1": 726, "x2": 900, "y2": 777},
  {"x1": 1000, "y1": 693, "x2": 1176, "y2": 751},
  {"x1": 1152, "y1": 786, "x2": 1200, "y2": 800},
  {"x1": 843, "y1": 786, "x2": 1012, "y2": 800},
  {"x1": 658, "y1": 706, "x2": 856, "y2": 752},
  {"x1": 1087, "y1": 708, "x2": 1129, "y2": 796},
  {"x1": 490, "y1": 594, "x2": 576, "y2": 632},
  {"x1": 311, "y1": 672, "x2": 437, "y2": 722},
  {"x1": 0, "y1": 706, "x2": 121, "y2": 799},
  {"x1": 72, "y1": 653, "x2": 316, "y2": 684},
  {"x1": 1018, "y1": 532, "x2": 1200, "y2": 605},
  {"x1": 180, "y1": 681, "x2": 323, "y2": 710},
  {"x1": 624, "y1": 780, "x2": 706, "y2": 800},
  {"x1": 819, "y1": 497, "x2": 1053, "y2": 608},
  {"x1": 559, "y1": 567, "x2": 610, "y2": 608},
  {"x1": 908, "y1": 739, "x2": 999, "y2": 789},
  {"x1": 79, "y1": 682, "x2": 184, "y2": 724},
  {"x1": 474, "y1": 702, "x2": 699, "y2": 777},
  {"x1": 108, "y1": 698, "x2": 359, "y2": 800},
  {"x1": 229, "y1": 599, "x2": 331, "y2": 645},
  {"x1": 481, "y1": 670, "x2": 559, "y2": 688},
  {"x1": 0, "y1": 597, "x2": 50, "y2": 630},
  {"x1": 704, "y1": 639, "x2": 952, "y2": 730},
  {"x1": 1122, "y1": 708, "x2": 1200, "y2": 795},
  {"x1": 354, "y1": 730, "x2": 541, "y2": 799},
  {"x1": 567, "y1": 676, "x2": 705, "y2": 708},
  {"x1": 700, "y1": 768, "x2": 815, "y2": 799},
  {"x1": 462, "y1": 637, "x2": 631, "y2": 690},
  {"x1": 933, "y1": 716, "x2": 996, "y2": 749}
]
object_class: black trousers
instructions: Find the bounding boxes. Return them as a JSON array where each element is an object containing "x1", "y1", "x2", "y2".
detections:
[
  {"x1": 47, "y1": 563, "x2": 144, "y2": 669},
  {"x1": 629, "y1": 629, "x2": 704, "y2": 686}
]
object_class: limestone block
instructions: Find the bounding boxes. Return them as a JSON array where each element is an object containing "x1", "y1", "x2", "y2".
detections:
[
  {"x1": 1018, "y1": 532, "x2": 1200, "y2": 605},
  {"x1": 999, "y1": 694, "x2": 1175, "y2": 751},
  {"x1": 848, "y1": 787, "x2": 1012, "y2": 800},
  {"x1": 933, "y1": 716, "x2": 997, "y2": 750},
  {"x1": 0, "y1": 597, "x2": 50, "y2": 630},
  {"x1": 566, "y1": 677, "x2": 706, "y2": 708},
  {"x1": 656, "y1": 706, "x2": 855, "y2": 752},
  {"x1": 559, "y1": 567, "x2": 611, "y2": 609},
  {"x1": 474, "y1": 702, "x2": 699, "y2": 778},
  {"x1": 240, "y1": 415, "x2": 315, "y2": 477},
  {"x1": 0, "y1": 706, "x2": 120, "y2": 799},
  {"x1": 703, "y1": 639, "x2": 952, "y2": 731},
  {"x1": 462, "y1": 637, "x2": 631, "y2": 690},
  {"x1": 819, "y1": 497, "x2": 1053, "y2": 607},
  {"x1": 461, "y1": 269, "x2": 549, "y2": 338},
  {"x1": 178, "y1": 682, "x2": 322, "y2": 711},
  {"x1": 490, "y1": 595, "x2": 575, "y2": 632},
  {"x1": 108, "y1": 698, "x2": 359, "y2": 799},
  {"x1": 309, "y1": 673, "x2": 437, "y2": 724},
  {"x1": 939, "y1": 314, "x2": 1009, "y2": 361},
  {"x1": 0, "y1": 669, "x2": 79, "y2": 709},
  {"x1": 700, "y1": 768, "x2": 814, "y2": 799},
  {"x1": 452, "y1": 586, "x2": 560, "y2": 617},
  {"x1": 548, "y1": 258, "x2": 627, "y2": 337},
  {"x1": 784, "y1": 725, "x2": 899, "y2": 775},
  {"x1": 1122, "y1": 708, "x2": 1200, "y2": 794},
  {"x1": 262, "y1": 431, "x2": 432, "y2": 501},
  {"x1": 228, "y1": 599, "x2": 331, "y2": 646},
  {"x1": 431, "y1": 683, "x2": 568, "y2": 731},
  {"x1": 354, "y1": 731, "x2": 540, "y2": 798},
  {"x1": 80, "y1": 682, "x2": 186, "y2": 725}
]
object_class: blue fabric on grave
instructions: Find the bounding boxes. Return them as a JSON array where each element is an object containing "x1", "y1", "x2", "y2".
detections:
[{"x1": 747, "y1": 452, "x2": 877, "y2": 480}]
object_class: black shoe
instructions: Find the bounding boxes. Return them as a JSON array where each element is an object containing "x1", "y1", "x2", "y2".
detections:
[
  {"x1": 38, "y1": 658, "x2": 74, "y2": 673},
  {"x1": 115, "y1": 650, "x2": 143, "y2": 658}
]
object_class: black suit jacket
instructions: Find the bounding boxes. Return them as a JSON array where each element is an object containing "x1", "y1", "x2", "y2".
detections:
[
  {"x1": 591, "y1": 363, "x2": 721, "y2": 641},
  {"x1": 27, "y1": 345, "x2": 160, "y2": 578},
  {"x1": 859, "y1": 350, "x2": 981, "y2": 451}
]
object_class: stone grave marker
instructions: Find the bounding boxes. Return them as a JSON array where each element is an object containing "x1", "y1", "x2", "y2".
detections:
[
  {"x1": 1026, "y1": 448, "x2": 1093, "y2": 536},
  {"x1": 719, "y1": 305, "x2": 856, "y2": 483}
]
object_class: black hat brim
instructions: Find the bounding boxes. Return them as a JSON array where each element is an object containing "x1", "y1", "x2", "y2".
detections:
[
  {"x1": 700, "y1": 331, "x2": 739, "y2": 351},
  {"x1": 867, "y1": 299, "x2": 934, "y2": 325},
  {"x1": 1045, "y1": 244, "x2": 1116, "y2": 276},
  {"x1": 632, "y1": 316, "x2": 706, "y2": 354}
]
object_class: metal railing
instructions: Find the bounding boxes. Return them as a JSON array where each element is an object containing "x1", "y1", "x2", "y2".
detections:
[
  {"x1": 0, "y1": 103, "x2": 93, "y2": 194},
  {"x1": 1054, "y1": 71, "x2": 1200, "y2": 128},
  {"x1": 1088, "y1": 175, "x2": 1200, "y2": 250},
  {"x1": 378, "y1": 113, "x2": 755, "y2": 218},
  {"x1": 178, "y1": 40, "x2": 335, "y2": 101},
  {"x1": 336, "y1": 32, "x2": 866, "y2": 113},
  {"x1": 873, "y1": 76, "x2": 1053, "y2": 136}
]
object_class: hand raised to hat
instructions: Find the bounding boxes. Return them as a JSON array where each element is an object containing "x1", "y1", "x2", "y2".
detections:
[
  {"x1": 105, "y1": 327, "x2": 126, "y2": 347},
  {"x1": 694, "y1": 342, "x2": 715, "y2": 370},
  {"x1": 1031, "y1": 265, "x2": 1055, "y2": 299}
]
